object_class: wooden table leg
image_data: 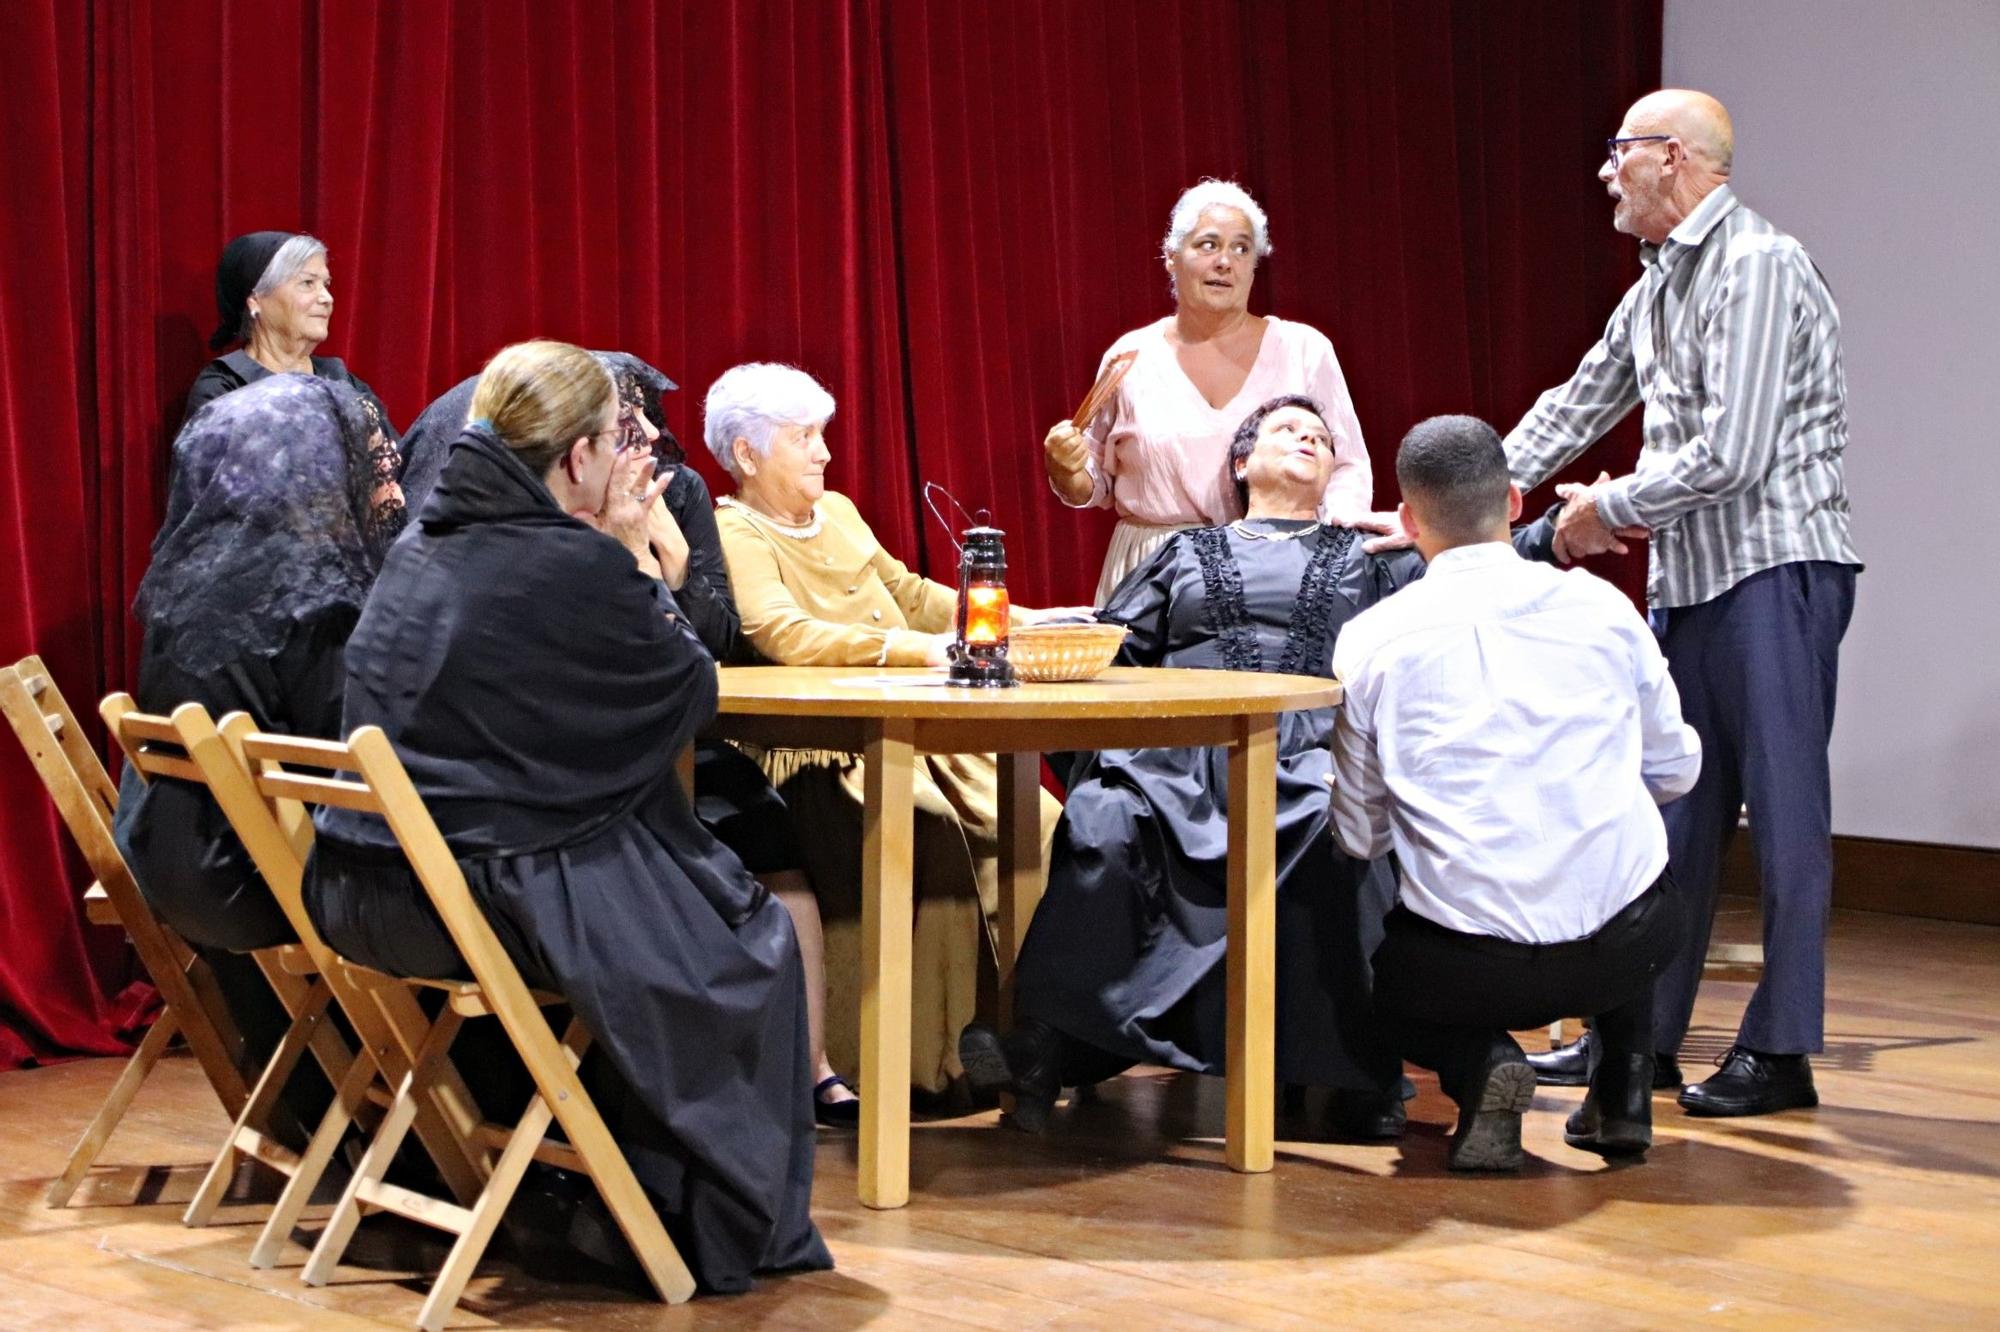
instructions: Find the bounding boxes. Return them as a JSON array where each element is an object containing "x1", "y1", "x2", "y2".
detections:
[
  {"x1": 994, "y1": 751, "x2": 1045, "y2": 1027},
  {"x1": 1225, "y1": 714, "x2": 1278, "y2": 1174},
  {"x1": 860, "y1": 720, "x2": 915, "y2": 1209}
]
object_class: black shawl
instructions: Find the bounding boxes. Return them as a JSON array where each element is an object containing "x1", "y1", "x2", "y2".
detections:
[{"x1": 337, "y1": 425, "x2": 716, "y2": 858}]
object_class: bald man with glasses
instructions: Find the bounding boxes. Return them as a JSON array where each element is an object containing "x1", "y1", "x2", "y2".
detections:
[{"x1": 1503, "y1": 89, "x2": 1862, "y2": 1118}]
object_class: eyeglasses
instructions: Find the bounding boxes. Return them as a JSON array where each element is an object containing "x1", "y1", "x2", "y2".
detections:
[{"x1": 1605, "y1": 134, "x2": 1674, "y2": 166}]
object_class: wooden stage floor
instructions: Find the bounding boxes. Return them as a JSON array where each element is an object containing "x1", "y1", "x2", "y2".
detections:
[{"x1": 3, "y1": 904, "x2": 1995, "y2": 1330}]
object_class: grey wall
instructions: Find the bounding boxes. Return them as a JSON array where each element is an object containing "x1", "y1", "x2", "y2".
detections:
[{"x1": 1664, "y1": 0, "x2": 2000, "y2": 848}]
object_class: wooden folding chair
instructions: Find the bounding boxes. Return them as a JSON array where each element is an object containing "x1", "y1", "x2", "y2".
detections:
[
  {"x1": 150, "y1": 703, "x2": 492, "y2": 1269},
  {"x1": 237, "y1": 723, "x2": 696, "y2": 1328},
  {"x1": 99, "y1": 694, "x2": 371, "y2": 1226},
  {"x1": 0, "y1": 656, "x2": 253, "y2": 1206}
]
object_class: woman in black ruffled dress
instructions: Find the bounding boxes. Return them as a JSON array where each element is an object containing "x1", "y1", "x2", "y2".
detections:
[{"x1": 967, "y1": 395, "x2": 1555, "y2": 1138}]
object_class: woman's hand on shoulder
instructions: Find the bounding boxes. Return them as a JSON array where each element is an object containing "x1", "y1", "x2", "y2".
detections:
[{"x1": 1351, "y1": 509, "x2": 1416, "y2": 554}]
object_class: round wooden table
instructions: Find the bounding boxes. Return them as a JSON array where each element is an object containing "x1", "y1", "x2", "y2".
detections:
[{"x1": 709, "y1": 665, "x2": 1341, "y2": 1209}]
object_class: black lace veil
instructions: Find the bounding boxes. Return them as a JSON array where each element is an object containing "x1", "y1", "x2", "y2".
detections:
[
  {"x1": 594, "y1": 351, "x2": 683, "y2": 464},
  {"x1": 135, "y1": 374, "x2": 405, "y2": 676}
]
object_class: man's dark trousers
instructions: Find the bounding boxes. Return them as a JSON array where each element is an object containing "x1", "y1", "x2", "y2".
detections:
[
  {"x1": 1650, "y1": 560, "x2": 1858, "y2": 1057},
  {"x1": 1373, "y1": 876, "x2": 1676, "y2": 1102}
]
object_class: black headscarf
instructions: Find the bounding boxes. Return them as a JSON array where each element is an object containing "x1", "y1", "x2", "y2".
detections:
[
  {"x1": 397, "y1": 350, "x2": 681, "y2": 514},
  {"x1": 209, "y1": 230, "x2": 296, "y2": 352},
  {"x1": 136, "y1": 375, "x2": 405, "y2": 677}
]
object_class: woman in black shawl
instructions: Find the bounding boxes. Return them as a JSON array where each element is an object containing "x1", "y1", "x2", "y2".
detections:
[
  {"x1": 962, "y1": 396, "x2": 1556, "y2": 1137},
  {"x1": 399, "y1": 351, "x2": 858, "y2": 1124},
  {"x1": 304, "y1": 340, "x2": 830, "y2": 1293},
  {"x1": 114, "y1": 373, "x2": 405, "y2": 1135}
]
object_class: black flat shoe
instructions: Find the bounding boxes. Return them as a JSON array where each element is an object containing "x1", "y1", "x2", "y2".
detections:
[
  {"x1": 1327, "y1": 1086, "x2": 1408, "y2": 1141},
  {"x1": 1564, "y1": 1053, "x2": 1653, "y2": 1157},
  {"x1": 814, "y1": 1074, "x2": 861, "y2": 1127},
  {"x1": 1678, "y1": 1047, "x2": 1818, "y2": 1117},
  {"x1": 1448, "y1": 1045, "x2": 1536, "y2": 1172}
]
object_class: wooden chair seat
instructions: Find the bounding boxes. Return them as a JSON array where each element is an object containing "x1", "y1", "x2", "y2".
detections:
[{"x1": 406, "y1": 975, "x2": 566, "y2": 1017}]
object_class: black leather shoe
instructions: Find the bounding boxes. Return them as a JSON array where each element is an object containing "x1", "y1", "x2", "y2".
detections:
[
  {"x1": 1527, "y1": 1032, "x2": 1599, "y2": 1086},
  {"x1": 1447, "y1": 1044, "x2": 1536, "y2": 1172},
  {"x1": 1678, "y1": 1047, "x2": 1818, "y2": 1117},
  {"x1": 1531, "y1": 1031, "x2": 1684, "y2": 1089},
  {"x1": 957, "y1": 1021, "x2": 1061, "y2": 1133},
  {"x1": 1564, "y1": 1053, "x2": 1653, "y2": 1156},
  {"x1": 1327, "y1": 1086, "x2": 1408, "y2": 1141}
]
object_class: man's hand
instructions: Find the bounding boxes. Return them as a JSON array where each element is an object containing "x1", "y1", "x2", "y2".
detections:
[{"x1": 1551, "y1": 471, "x2": 1649, "y2": 565}]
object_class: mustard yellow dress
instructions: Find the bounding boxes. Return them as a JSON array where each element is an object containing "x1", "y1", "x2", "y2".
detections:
[{"x1": 716, "y1": 490, "x2": 1060, "y2": 1092}]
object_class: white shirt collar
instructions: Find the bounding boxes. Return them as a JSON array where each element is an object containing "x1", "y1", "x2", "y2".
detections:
[{"x1": 1424, "y1": 541, "x2": 1523, "y2": 575}]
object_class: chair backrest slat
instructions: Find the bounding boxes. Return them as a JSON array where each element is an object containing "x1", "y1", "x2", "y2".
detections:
[
  {"x1": 240, "y1": 731, "x2": 363, "y2": 773},
  {"x1": 255, "y1": 770, "x2": 383, "y2": 813}
]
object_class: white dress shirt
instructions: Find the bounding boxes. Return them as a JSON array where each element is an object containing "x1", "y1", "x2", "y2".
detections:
[{"x1": 1330, "y1": 542, "x2": 1701, "y2": 944}]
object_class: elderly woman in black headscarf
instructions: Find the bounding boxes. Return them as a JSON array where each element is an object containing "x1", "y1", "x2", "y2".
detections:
[
  {"x1": 304, "y1": 340, "x2": 831, "y2": 1292},
  {"x1": 185, "y1": 231, "x2": 395, "y2": 443},
  {"x1": 397, "y1": 352, "x2": 860, "y2": 1123},
  {"x1": 114, "y1": 373, "x2": 405, "y2": 1135}
]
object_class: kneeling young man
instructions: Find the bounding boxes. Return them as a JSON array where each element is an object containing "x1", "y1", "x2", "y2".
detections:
[{"x1": 1330, "y1": 415, "x2": 1701, "y2": 1171}]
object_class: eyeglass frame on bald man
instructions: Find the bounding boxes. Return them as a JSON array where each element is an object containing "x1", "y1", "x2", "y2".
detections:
[{"x1": 1605, "y1": 134, "x2": 1675, "y2": 166}]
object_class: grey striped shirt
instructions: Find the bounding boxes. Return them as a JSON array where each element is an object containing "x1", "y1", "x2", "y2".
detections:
[{"x1": 1504, "y1": 185, "x2": 1861, "y2": 608}]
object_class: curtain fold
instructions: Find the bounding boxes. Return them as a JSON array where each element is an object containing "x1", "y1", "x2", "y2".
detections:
[{"x1": 0, "y1": 0, "x2": 1660, "y2": 1064}]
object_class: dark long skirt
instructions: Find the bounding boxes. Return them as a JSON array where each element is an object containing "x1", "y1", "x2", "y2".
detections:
[
  {"x1": 1016, "y1": 709, "x2": 1398, "y2": 1093},
  {"x1": 305, "y1": 781, "x2": 831, "y2": 1293}
]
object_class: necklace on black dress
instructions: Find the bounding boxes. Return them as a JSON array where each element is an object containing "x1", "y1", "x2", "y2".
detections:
[{"x1": 1229, "y1": 517, "x2": 1321, "y2": 542}]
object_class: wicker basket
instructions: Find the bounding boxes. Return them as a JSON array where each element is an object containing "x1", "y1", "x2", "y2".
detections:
[{"x1": 1006, "y1": 622, "x2": 1128, "y2": 683}]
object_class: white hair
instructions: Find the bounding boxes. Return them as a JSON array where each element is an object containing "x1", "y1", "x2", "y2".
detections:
[
  {"x1": 702, "y1": 362, "x2": 837, "y2": 477},
  {"x1": 243, "y1": 234, "x2": 329, "y2": 339},
  {"x1": 1161, "y1": 179, "x2": 1273, "y2": 264}
]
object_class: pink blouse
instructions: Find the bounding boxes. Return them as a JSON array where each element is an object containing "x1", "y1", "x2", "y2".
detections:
[{"x1": 1068, "y1": 316, "x2": 1371, "y2": 526}]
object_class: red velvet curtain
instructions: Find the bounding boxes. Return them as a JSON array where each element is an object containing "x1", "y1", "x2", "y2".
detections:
[{"x1": 0, "y1": 0, "x2": 1659, "y2": 1065}]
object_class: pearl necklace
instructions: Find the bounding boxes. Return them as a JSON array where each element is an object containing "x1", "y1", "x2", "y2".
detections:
[
  {"x1": 1230, "y1": 518, "x2": 1320, "y2": 542},
  {"x1": 720, "y1": 495, "x2": 823, "y2": 540}
]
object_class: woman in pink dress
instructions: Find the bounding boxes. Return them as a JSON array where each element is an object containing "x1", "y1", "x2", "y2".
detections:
[{"x1": 1045, "y1": 179, "x2": 1387, "y2": 603}]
